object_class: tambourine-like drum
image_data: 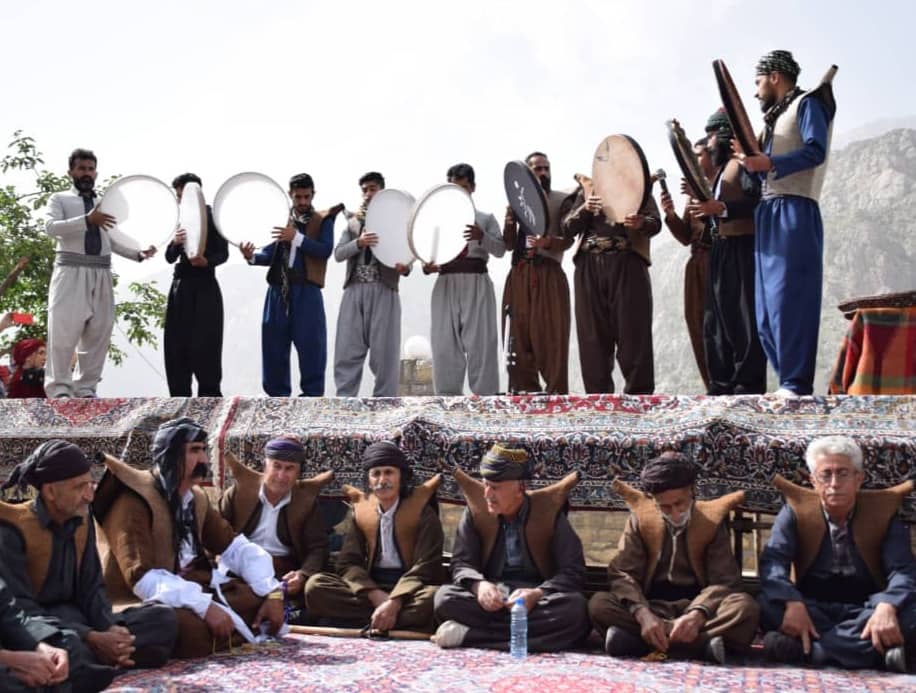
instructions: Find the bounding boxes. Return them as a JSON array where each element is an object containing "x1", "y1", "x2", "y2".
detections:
[
  {"x1": 713, "y1": 59, "x2": 761, "y2": 156},
  {"x1": 98, "y1": 175, "x2": 178, "y2": 253},
  {"x1": 178, "y1": 181, "x2": 208, "y2": 259},
  {"x1": 364, "y1": 189, "x2": 416, "y2": 268},
  {"x1": 408, "y1": 184, "x2": 476, "y2": 266},
  {"x1": 503, "y1": 161, "x2": 548, "y2": 236},
  {"x1": 666, "y1": 119, "x2": 713, "y2": 201},
  {"x1": 212, "y1": 172, "x2": 289, "y2": 247},
  {"x1": 592, "y1": 134, "x2": 651, "y2": 223}
]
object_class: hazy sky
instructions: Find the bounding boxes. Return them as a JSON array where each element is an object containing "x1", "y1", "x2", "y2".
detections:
[{"x1": 2, "y1": 0, "x2": 913, "y2": 395}]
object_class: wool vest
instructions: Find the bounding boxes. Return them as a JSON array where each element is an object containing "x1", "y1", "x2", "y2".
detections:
[
  {"x1": 763, "y1": 93, "x2": 833, "y2": 202},
  {"x1": 773, "y1": 474, "x2": 913, "y2": 588},
  {"x1": 0, "y1": 500, "x2": 89, "y2": 597},
  {"x1": 341, "y1": 475, "x2": 441, "y2": 571},
  {"x1": 716, "y1": 159, "x2": 755, "y2": 237},
  {"x1": 223, "y1": 452, "x2": 332, "y2": 559},
  {"x1": 453, "y1": 469, "x2": 579, "y2": 580},
  {"x1": 612, "y1": 479, "x2": 744, "y2": 591}
]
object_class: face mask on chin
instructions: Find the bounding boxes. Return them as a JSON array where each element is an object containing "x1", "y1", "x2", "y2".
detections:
[{"x1": 663, "y1": 500, "x2": 693, "y2": 530}]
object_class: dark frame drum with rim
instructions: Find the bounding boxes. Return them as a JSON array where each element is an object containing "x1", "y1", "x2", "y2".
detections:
[
  {"x1": 713, "y1": 59, "x2": 762, "y2": 157},
  {"x1": 503, "y1": 160, "x2": 549, "y2": 236},
  {"x1": 408, "y1": 183, "x2": 476, "y2": 266},
  {"x1": 364, "y1": 188, "x2": 416, "y2": 268},
  {"x1": 97, "y1": 174, "x2": 178, "y2": 255},
  {"x1": 212, "y1": 172, "x2": 290, "y2": 248},
  {"x1": 591, "y1": 134, "x2": 651, "y2": 223},
  {"x1": 177, "y1": 181, "x2": 208, "y2": 259},
  {"x1": 666, "y1": 119, "x2": 713, "y2": 202}
]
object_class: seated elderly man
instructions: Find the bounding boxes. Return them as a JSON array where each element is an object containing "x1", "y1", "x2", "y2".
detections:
[
  {"x1": 0, "y1": 441, "x2": 177, "y2": 687},
  {"x1": 219, "y1": 436, "x2": 331, "y2": 620},
  {"x1": 305, "y1": 441, "x2": 444, "y2": 633},
  {"x1": 759, "y1": 435, "x2": 916, "y2": 673},
  {"x1": 93, "y1": 418, "x2": 285, "y2": 659},
  {"x1": 589, "y1": 452, "x2": 758, "y2": 664},
  {"x1": 433, "y1": 445, "x2": 590, "y2": 651}
]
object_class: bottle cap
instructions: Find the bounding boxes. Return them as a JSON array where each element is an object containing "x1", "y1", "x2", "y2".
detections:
[{"x1": 515, "y1": 598, "x2": 525, "y2": 606}]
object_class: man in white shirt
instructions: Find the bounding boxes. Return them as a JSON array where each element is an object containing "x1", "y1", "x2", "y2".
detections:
[
  {"x1": 94, "y1": 418, "x2": 285, "y2": 658},
  {"x1": 305, "y1": 441, "x2": 444, "y2": 633},
  {"x1": 219, "y1": 436, "x2": 331, "y2": 620},
  {"x1": 44, "y1": 148, "x2": 155, "y2": 398}
]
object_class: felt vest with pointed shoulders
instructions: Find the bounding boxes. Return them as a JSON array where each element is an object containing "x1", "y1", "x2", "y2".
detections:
[{"x1": 716, "y1": 159, "x2": 755, "y2": 238}]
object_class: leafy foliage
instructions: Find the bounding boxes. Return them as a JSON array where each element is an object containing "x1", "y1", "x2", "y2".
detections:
[{"x1": 0, "y1": 131, "x2": 165, "y2": 365}]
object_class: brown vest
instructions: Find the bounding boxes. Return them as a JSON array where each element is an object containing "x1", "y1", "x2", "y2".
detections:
[
  {"x1": 0, "y1": 500, "x2": 89, "y2": 597},
  {"x1": 453, "y1": 469, "x2": 579, "y2": 579},
  {"x1": 301, "y1": 205, "x2": 343, "y2": 288},
  {"x1": 341, "y1": 475, "x2": 441, "y2": 571},
  {"x1": 223, "y1": 452, "x2": 332, "y2": 560},
  {"x1": 716, "y1": 159, "x2": 755, "y2": 238},
  {"x1": 94, "y1": 453, "x2": 211, "y2": 605},
  {"x1": 612, "y1": 479, "x2": 744, "y2": 590},
  {"x1": 773, "y1": 474, "x2": 914, "y2": 588}
]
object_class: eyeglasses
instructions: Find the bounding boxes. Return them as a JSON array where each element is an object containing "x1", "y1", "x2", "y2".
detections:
[{"x1": 814, "y1": 469, "x2": 855, "y2": 484}]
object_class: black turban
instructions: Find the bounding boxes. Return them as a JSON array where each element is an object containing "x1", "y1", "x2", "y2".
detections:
[
  {"x1": 480, "y1": 444, "x2": 531, "y2": 481},
  {"x1": 640, "y1": 452, "x2": 697, "y2": 494},
  {"x1": 756, "y1": 50, "x2": 800, "y2": 80},
  {"x1": 2, "y1": 440, "x2": 92, "y2": 492},
  {"x1": 265, "y1": 437, "x2": 306, "y2": 464},
  {"x1": 705, "y1": 108, "x2": 733, "y2": 139},
  {"x1": 362, "y1": 441, "x2": 410, "y2": 473}
]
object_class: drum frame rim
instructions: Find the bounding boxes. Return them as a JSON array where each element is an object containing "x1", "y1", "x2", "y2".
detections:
[
  {"x1": 364, "y1": 188, "x2": 417, "y2": 268},
  {"x1": 592, "y1": 134, "x2": 651, "y2": 223},
  {"x1": 178, "y1": 181, "x2": 209, "y2": 259},
  {"x1": 666, "y1": 119, "x2": 713, "y2": 202},
  {"x1": 712, "y1": 58, "x2": 762, "y2": 157},
  {"x1": 98, "y1": 173, "x2": 178, "y2": 249},
  {"x1": 407, "y1": 182, "x2": 477, "y2": 266},
  {"x1": 502, "y1": 160, "x2": 549, "y2": 237},
  {"x1": 211, "y1": 171, "x2": 289, "y2": 247}
]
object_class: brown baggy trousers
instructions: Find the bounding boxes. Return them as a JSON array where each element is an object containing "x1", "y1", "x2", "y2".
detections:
[{"x1": 684, "y1": 250, "x2": 710, "y2": 390}]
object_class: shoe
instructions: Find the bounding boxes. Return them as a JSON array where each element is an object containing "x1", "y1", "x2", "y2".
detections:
[
  {"x1": 774, "y1": 388, "x2": 800, "y2": 399},
  {"x1": 703, "y1": 636, "x2": 726, "y2": 665},
  {"x1": 885, "y1": 645, "x2": 908, "y2": 674},
  {"x1": 434, "y1": 620, "x2": 469, "y2": 649},
  {"x1": 762, "y1": 631, "x2": 805, "y2": 664},
  {"x1": 604, "y1": 626, "x2": 649, "y2": 658}
]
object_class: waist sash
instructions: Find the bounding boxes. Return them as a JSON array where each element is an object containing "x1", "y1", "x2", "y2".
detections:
[{"x1": 55, "y1": 251, "x2": 111, "y2": 268}]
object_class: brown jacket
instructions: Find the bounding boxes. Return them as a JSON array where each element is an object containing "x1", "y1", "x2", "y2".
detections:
[
  {"x1": 218, "y1": 453, "x2": 331, "y2": 578},
  {"x1": 336, "y1": 476, "x2": 445, "y2": 601},
  {"x1": 773, "y1": 474, "x2": 914, "y2": 587},
  {"x1": 93, "y1": 454, "x2": 237, "y2": 607},
  {"x1": 715, "y1": 159, "x2": 757, "y2": 238},
  {"x1": 608, "y1": 479, "x2": 745, "y2": 615},
  {"x1": 562, "y1": 188, "x2": 662, "y2": 265}
]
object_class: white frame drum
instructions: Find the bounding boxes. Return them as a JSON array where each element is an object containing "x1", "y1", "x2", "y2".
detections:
[
  {"x1": 407, "y1": 183, "x2": 476, "y2": 266},
  {"x1": 97, "y1": 174, "x2": 178, "y2": 253},
  {"x1": 212, "y1": 172, "x2": 290, "y2": 248},
  {"x1": 364, "y1": 189, "x2": 416, "y2": 268}
]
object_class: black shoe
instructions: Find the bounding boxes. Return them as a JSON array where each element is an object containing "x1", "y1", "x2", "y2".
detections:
[
  {"x1": 762, "y1": 631, "x2": 805, "y2": 664},
  {"x1": 885, "y1": 646, "x2": 908, "y2": 674},
  {"x1": 604, "y1": 626, "x2": 649, "y2": 657},
  {"x1": 703, "y1": 636, "x2": 726, "y2": 665}
]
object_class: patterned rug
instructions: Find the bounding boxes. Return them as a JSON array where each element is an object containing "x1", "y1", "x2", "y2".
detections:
[
  {"x1": 1, "y1": 395, "x2": 914, "y2": 518},
  {"x1": 107, "y1": 634, "x2": 916, "y2": 692}
]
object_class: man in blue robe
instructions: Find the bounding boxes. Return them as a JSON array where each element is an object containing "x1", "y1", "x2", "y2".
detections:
[{"x1": 738, "y1": 50, "x2": 835, "y2": 396}]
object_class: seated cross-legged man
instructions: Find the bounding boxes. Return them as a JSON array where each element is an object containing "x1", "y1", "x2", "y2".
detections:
[
  {"x1": 589, "y1": 452, "x2": 759, "y2": 664},
  {"x1": 759, "y1": 436, "x2": 916, "y2": 673},
  {"x1": 0, "y1": 441, "x2": 177, "y2": 689},
  {"x1": 305, "y1": 442, "x2": 444, "y2": 633},
  {"x1": 433, "y1": 445, "x2": 590, "y2": 651},
  {"x1": 219, "y1": 436, "x2": 331, "y2": 623},
  {"x1": 93, "y1": 418, "x2": 285, "y2": 659}
]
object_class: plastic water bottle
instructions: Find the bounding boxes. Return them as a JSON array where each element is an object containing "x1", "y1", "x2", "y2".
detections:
[{"x1": 510, "y1": 597, "x2": 528, "y2": 660}]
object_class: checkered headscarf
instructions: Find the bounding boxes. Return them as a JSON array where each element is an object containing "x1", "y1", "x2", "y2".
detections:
[{"x1": 756, "y1": 50, "x2": 801, "y2": 80}]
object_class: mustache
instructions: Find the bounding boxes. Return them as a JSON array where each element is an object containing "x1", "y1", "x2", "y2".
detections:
[
  {"x1": 371, "y1": 482, "x2": 395, "y2": 492},
  {"x1": 190, "y1": 462, "x2": 210, "y2": 480}
]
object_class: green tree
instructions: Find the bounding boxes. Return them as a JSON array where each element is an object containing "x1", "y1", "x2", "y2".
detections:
[{"x1": 0, "y1": 131, "x2": 166, "y2": 365}]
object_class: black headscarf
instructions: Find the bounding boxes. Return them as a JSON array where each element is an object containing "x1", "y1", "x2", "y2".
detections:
[
  {"x1": 640, "y1": 452, "x2": 697, "y2": 494},
  {"x1": 2, "y1": 440, "x2": 92, "y2": 493},
  {"x1": 361, "y1": 441, "x2": 412, "y2": 496},
  {"x1": 479, "y1": 444, "x2": 531, "y2": 481}
]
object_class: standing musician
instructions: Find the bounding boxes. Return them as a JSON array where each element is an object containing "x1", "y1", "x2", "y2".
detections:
[
  {"x1": 561, "y1": 149, "x2": 662, "y2": 395},
  {"x1": 44, "y1": 149, "x2": 156, "y2": 398},
  {"x1": 736, "y1": 50, "x2": 836, "y2": 397},
  {"x1": 423, "y1": 163, "x2": 504, "y2": 396},
  {"x1": 661, "y1": 139, "x2": 714, "y2": 391},
  {"x1": 164, "y1": 173, "x2": 229, "y2": 397},
  {"x1": 333, "y1": 172, "x2": 411, "y2": 398},
  {"x1": 688, "y1": 110, "x2": 766, "y2": 395},
  {"x1": 241, "y1": 173, "x2": 337, "y2": 397},
  {"x1": 501, "y1": 152, "x2": 575, "y2": 394}
]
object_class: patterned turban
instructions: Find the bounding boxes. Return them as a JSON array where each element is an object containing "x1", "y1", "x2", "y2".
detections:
[
  {"x1": 265, "y1": 436, "x2": 306, "y2": 464},
  {"x1": 480, "y1": 444, "x2": 531, "y2": 481},
  {"x1": 640, "y1": 452, "x2": 697, "y2": 494},
  {"x1": 2, "y1": 440, "x2": 91, "y2": 491},
  {"x1": 756, "y1": 50, "x2": 801, "y2": 80}
]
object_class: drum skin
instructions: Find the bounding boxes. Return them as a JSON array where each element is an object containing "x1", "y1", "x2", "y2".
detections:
[
  {"x1": 212, "y1": 172, "x2": 289, "y2": 247},
  {"x1": 408, "y1": 183, "x2": 475, "y2": 266},
  {"x1": 503, "y1": 161, "x2": 549, "y2": 236},
  {"x1": 178, "y1": 181, "x2": 208, "y2": 259},
  {"x1": 364, "y1": 189, "x2": 416, "y2": 268},
  {"x1": 591, "y1": 135, "x2": 650, "y2": 224},
  {"x1": 98, "y1": 174, "x2": 178, "y2": 252},
  {"x1": 713, "y1": 59, "x2": 761, "y2": 156}
]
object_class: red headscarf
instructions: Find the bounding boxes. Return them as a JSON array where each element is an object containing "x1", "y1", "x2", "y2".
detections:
[
  {"x1": 12, "y1": 338, "x2": 44, "y2": 367},
  {"x1": 8, "y1": 338, "x2": 46, "y2": 399}
]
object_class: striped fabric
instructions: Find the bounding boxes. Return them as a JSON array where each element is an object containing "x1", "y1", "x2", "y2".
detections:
[{"x1": 829, "y1": 307, "x2": 916, "y2": 395}]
